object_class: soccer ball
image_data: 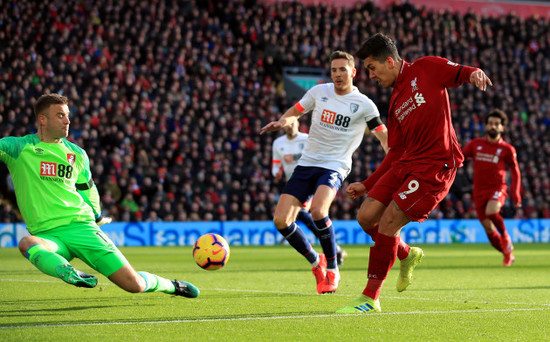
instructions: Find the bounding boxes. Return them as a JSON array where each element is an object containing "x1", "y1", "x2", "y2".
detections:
[{"x1": 192, "y1": 233, "x2": 230, "y2": 270}]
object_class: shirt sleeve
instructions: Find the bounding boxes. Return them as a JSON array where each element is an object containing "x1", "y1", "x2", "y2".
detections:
[
  {"x1": 462, "y1": 141, "x2": 473, "y2": 160},
  {"x1": 297, "y1": 87, "x2": 316, "y2": 113},
  {"x1": 75, "y1": 149, "x2": 102, "y2": 218},
  {"x1": 363, "y1": 98, "x2": 381, "y2": 123},
  {"x1": 418, "y1": 56, "x2": 479, "y2": 88},
  {"x1": 361, "y1": 145, "x2": 404, "y2": 191},
  {"x1": 0, "y1": 137, "x2": 24, "y2": 166},
  {"x1": 271, "y1": 140, "x2": 282, "y2": 177},
  {"x1": 506, "y1": 145, "x2": 522, "y2": 204}
]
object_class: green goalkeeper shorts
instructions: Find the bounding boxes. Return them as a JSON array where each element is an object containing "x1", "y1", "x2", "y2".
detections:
[{"x1": 35, "y1": 221, "x2": 128, "y2": 277}]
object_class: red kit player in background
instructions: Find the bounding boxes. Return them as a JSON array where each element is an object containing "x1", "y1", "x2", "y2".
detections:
[
  {"x1": 463, "y1": 109, "x2": 521, "y2": 266},
  {"x1": 338, "y1": 33, "x2": 493, "y2": 314}
]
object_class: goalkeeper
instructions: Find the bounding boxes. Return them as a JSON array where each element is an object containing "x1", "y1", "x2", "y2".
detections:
[{"x1": 0, "y1": 93, "x2": 199, "y2": 298}]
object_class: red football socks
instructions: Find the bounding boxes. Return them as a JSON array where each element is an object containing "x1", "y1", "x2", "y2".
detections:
[
  {"x1": 487, "y1": 230, "x2": 504, "y2": 252},
  {"x1": 488, "y1": 213, "x2": 508, "y2": 237},
  {"x1": 397, "y1": 240, "x2": 411, "y2": 260},
  {"x1": 362, "y1": 234, "x2": 399, "y2": 300},
  {"x1": 367, "y1": 224, "x2": 410, "y2": 260}
]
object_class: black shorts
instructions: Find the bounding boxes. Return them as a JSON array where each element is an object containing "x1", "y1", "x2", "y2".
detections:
[{"x1": 283, "y1": 166, "x2": 343, "y2": 203}]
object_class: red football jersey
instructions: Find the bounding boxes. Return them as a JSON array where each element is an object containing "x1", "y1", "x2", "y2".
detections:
[
  {"x1": 363, "y1": 56, "x2": 478, "y2": 190},
  {"x1": 463, "y1": 137, "x2": 522, "y2": 203},
  {"x1": 389, "y1": 56, "x2": 477, "y2": 169}
]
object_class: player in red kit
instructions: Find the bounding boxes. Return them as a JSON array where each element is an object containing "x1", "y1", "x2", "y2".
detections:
[
  {"x1": 463, "y1": 109, "x2": 521, "y2": 266},
  {"x1": 337, "y1": 33, "x2": 493, "y2": 314}
]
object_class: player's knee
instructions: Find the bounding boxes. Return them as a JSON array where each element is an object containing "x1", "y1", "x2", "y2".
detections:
[
  {"x1": 18, "y1": 237, "x2": 30, "y2": 256},
  {"x1": 273, "y1": 216, "x2": 290, "y2": 230},
  {"x1": 109, "y1": 266, "x2": 147, "y2": 293},
  {"x1": 481, "y1": 219, "x2": 494, "y2": 233},
  {"x1": 309, "y1": 206, "x2": 327, "y2": 220},
  {"x1": 357, "y1": 210, "x2": 375, "y2": 232},
  {"x1": 120, "y1": 277, "x2": 146, "y2": 293},
  {"x1": 485, "y1": 210, "x2": 498, "y2": 218},
  {"x1": 18, "y1": 236, "x2": 42, "y2": 256}
]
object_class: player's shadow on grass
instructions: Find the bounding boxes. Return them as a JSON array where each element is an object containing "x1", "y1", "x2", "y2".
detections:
[
  {"x1": 0, "y1": 304, "x2": 140, "y2": 318},
  {"x1": 191, "y1": 291, "x2": 314, "y2": 299},
  {"x1": 0, "y1": 312, "x2": 329, "y2": 329},
  {"x1": 0, "y1": 269, "x2": 42, "y2": 275},
  {"x1": 0, "y1": 296, "x2": 151, "y2": 305}
]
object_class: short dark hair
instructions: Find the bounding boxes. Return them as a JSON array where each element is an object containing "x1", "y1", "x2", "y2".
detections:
[
  {"x1": 330, "y1": 50, "x2": 355, "y2": 68},
  {"x1": 356, "y1": 33, "x2": 401, "y2": 63},
  {"x1": 486, "y1": 109, "x2": 508, "y2": 126},
  {"x1": 34, "y1": 94, "x2": 68, "y2": 118}
]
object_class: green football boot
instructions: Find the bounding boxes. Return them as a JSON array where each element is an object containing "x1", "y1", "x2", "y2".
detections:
[
  {"x1": 396, "y1": 247, "x2": 424, "y2": 292},
  {"x1": 172, "y1": 280, "x2": 200, "y2": 298},
  {"x1": 55, "y1": 264, "x2": 98, "y2": 288},
  {"x1": 336, "y1": 295, "x2": 381, "y2": 314}
]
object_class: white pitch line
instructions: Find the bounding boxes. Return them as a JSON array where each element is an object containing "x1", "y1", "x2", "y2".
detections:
[
  {"x1": 1, "y1": 307, "x2": 548, "y2": 330},
  {"x1": 203, "y1": 287, "x2": 550, "y2": 306},
  {"x1": 1, "y1": 278, "x2": 549, "y2": 308}
]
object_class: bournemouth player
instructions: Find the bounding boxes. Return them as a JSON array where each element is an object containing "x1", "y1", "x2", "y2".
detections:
[
  {"x1": 337, "y1": 33, "x2": 493, "y2": 313},
  {"x1": 0, "y1": 94, "x2": 199, "y2": 298},
  {"x1": 261, "y1": 51, "x2": 388, "y2": 294},
  {"x1": 463, "y1": 109, "x2": 521, "y2": 266},
  {"x1": 272, "y1": 120, "x2": 347, "y2": 265}
]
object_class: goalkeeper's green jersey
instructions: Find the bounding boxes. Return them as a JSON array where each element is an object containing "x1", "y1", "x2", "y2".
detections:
[{"x1": 0, "y1": 134, "x2": 101, "y2": 234}]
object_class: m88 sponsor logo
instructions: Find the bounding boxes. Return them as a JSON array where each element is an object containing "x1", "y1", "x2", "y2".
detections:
[
  {"x1": 40, "y1": 161, "x2": 73, "y2": 179},
  {"x1": 321, "y1": 109, "x2": 350, "y2": 128}
]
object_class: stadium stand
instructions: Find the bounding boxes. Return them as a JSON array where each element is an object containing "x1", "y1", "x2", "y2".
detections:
[{"x1": 0, "y1": 0, "x2": 548, "y2": 222}]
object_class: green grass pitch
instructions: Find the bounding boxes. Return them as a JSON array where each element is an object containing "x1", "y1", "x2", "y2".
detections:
[{"x1": 1, "y1": 243, "x2": 549, "y2": 341}]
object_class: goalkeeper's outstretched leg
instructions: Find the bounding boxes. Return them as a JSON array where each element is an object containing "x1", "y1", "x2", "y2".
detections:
[{"x1": 18, "y1": 234, "x2": 199, "y2": 298}]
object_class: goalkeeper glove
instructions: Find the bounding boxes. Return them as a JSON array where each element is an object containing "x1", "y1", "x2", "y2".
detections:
[{"x1": 96, "y1": 216, "x2": 113, "y2": 226}]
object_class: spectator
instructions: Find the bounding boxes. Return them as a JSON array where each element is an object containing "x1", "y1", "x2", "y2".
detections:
[{"x1": 0, "y1": 0, "x2": 548, "y2": 222}]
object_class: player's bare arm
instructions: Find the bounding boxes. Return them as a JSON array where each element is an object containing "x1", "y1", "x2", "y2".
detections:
[
  {"x1": 366, "y1": 117, "x2": 388, "y2": 153},
  {"x1": 469, "y1": 69, "x2": 493, "y2": 91},
  {"x1": 274, "y1": 166, "x2": 284, "y2": 181},
  {"x1": 260, "y1": 106, "x2": 303, "y2": 135},
  {"x1": 372, "y1": 128, "x2": 389, "y2": 153}
]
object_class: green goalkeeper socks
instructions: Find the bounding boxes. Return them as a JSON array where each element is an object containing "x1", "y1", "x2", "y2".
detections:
[
  {"x1": 26, "y1": 245, "x2": 176, "y2": 294},
  {"x1": 137, "y1": 272, "x2": 176, "y2": 293},
  {"x1": 26, "y1": 244, "x2": 70, "y2": 279}
]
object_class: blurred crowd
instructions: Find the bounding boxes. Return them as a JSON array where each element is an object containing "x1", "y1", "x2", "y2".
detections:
[{"x1": 0, "y1": 0, "x2": 549, "y2": 223}]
